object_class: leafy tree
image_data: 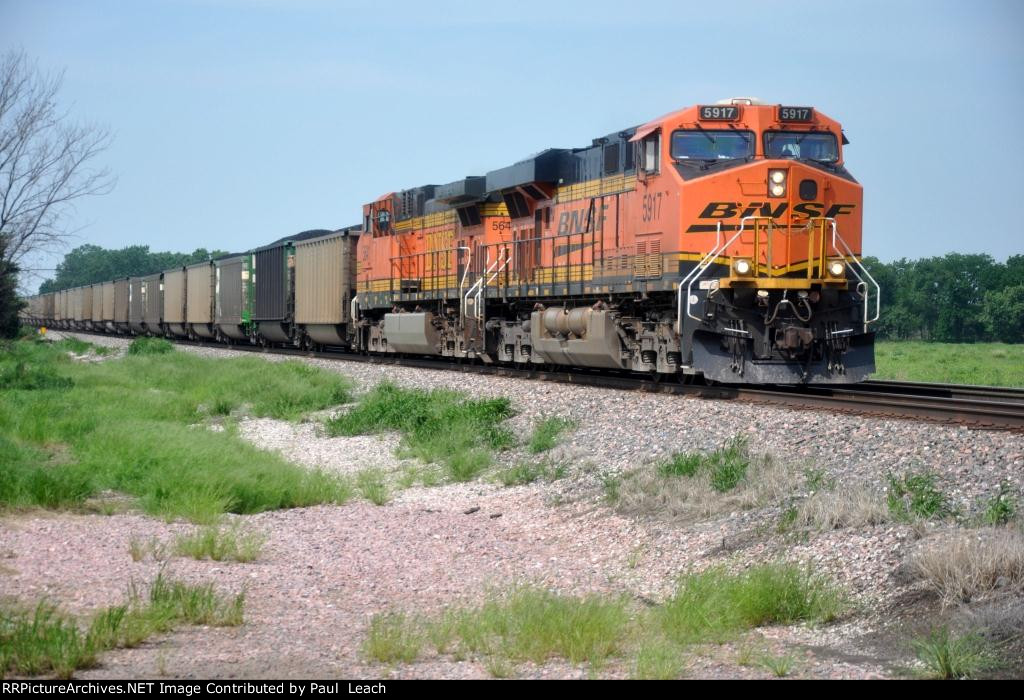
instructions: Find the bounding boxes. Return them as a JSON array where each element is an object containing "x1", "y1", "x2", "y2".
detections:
[
  {"x1": 0, "y1": 236, "x2": 23, "y2": 338},
  {"x1": 862, "y1": 254, "x2": 1020, "y2": 343},
  {"x1": 38, "y1": 244, "x2": 228, "y2": 292},
  {"x1": 980, "y1": 285, "x2": 1024, "y2": 343}
]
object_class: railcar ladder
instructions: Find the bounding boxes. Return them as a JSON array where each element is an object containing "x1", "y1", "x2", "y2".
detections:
[{"x1": 462, "y1": 247, "x2": 512, "y2": 324}]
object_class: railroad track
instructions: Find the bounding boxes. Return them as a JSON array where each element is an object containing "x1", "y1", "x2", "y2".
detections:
[{"x1": 54, "y1": 330, "x2": 1024, "y2": 431}]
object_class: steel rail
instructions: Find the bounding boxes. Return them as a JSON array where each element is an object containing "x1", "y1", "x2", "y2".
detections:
[{"x1": 859, "y1": 379, "x2": 1024, "y2": 403}]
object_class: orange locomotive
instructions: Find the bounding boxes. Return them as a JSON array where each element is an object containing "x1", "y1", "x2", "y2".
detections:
[{"x1": 354, "y1": 97, "x2": 879, "y2": 383}]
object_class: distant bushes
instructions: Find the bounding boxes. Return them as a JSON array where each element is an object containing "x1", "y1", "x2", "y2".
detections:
[{"x1": 865, "y1": 253, "x2": 1024, "y2": 343}]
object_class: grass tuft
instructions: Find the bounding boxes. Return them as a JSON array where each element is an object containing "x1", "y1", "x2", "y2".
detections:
[
  {"x1": 360, "y1": 573, "x2": 843, "y2": 675},
  {"x1": 174, "y1": 524, "x2": 266, "y2": 563},
  {"x1": 0, "y1": 573, "x2": 244, "y2": 678},
  {"x1": 658, "y1": 436, "x2": 749, "y2": 492},
  {"x1": 887, "y1": 471, "x2": 953, "y2": 521},
  {"x1": 0, "y1": 601, "x2": 98, "y2": 678},
  {"x1": 657, "y1": 564, "x2": 843, "y2": 645},
  {"x1": 527, "y1": 417, "x2": 575, "y2": 454},
  {"x1": 325, "y1": 382, "x2": 514, "y2": 482},
  {"x1": 908, "y1": 527, "x2": 1024, "y2": 603},
  {"x1": 981, "y1": 483, "x2": 1017, "y2": 526},
  {"x1": 496, "y1": 458, "x2": 567, "y2": 487},
  {"x1": 759, "y1": 651, "x2": 797, "y2": 677},
  {"x1": 791, "y1": 486, "x2": 889, "y2": 532},
  {"x1": 128, "y1": 535, "x2": 167, "y2": 562},
  {"x1": 355, "y1": 469, "x2": 390, "y2": 506},
  {"x1": 460, "y1": 587, "x2": 629, "y2": 664},
  {"x1": 146, "y1": 572, "x2": 245, "y2": 627},
  {"x1": 911, "y1": 627, "x2": 998, "y2": 679},
  {"x1": 631, "y1": 639, "x2": 685, "y2": 679},
  {"x1": 364, "y1": 587, "x2": 629, "y2": 669},
  {"x1": 364, "y1": 612, "x2": 422, "y2": 664},
  {"x1": 611, "y1": 441, "x2": 798, "y2": 522}
]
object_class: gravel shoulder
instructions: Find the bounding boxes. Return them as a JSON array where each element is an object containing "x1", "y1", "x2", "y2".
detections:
[{"x1": 3, "y1": 332, "x2": 1021, "y2": 679}]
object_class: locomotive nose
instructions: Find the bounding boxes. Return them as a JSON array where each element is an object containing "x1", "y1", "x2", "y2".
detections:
[{"x1": 764, "y1": 161, "x2": 822, "y2": 205}]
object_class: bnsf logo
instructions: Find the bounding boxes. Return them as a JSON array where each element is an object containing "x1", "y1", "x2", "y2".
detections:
[{"x1": 699, "y1": 202, "x2": 856, "y2": 219}]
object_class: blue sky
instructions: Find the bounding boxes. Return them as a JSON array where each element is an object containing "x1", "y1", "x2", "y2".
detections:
[{"x1": 4, "y1": 0, "x2": 1023, "y2": 281}]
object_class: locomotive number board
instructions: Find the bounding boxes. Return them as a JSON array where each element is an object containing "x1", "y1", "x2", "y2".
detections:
[
  {"x1": 778, "y1": 106, "x2": 814, "y2": 122},
  {"x1": 698, "y1": 105, "x2": 740, "y2": 121}
]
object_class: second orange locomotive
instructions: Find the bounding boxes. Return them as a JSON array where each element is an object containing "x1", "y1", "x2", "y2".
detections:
[{"x1": 354, "y1": 97, "x2": 878, "y2": 383}]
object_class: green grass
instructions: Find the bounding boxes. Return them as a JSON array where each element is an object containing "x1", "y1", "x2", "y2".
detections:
[
  {"x1": 325, "y1": 382, "x2": 514, "y2": 482},
  {"x1": 400, "y1": 587, "x2": 630, "y2": 667},
  {"x1": 0, "y1": 601, "x2": 101, "y2": 678},
  {"x1": 874, "y1": 341, "x2": 1024, "y2": 387},
  {"x1": 0, "y1": 339, "x2": 354, "y2": 521},
  {"x1": 886, "y1": 471, "x2": 953, "y2": 521},
  {"x1": 146, "y1": 572, "x2": 245, "y2": 627},
  {"x1": 127, "y1": 336, "x2": 173, "y2": 355},
  {"x1": 911, "y1": 627, "x2": 999, "y2": 679},
  {"x1": 54, "y1": 337, "x2": 111, "y2": 355},
  {"x1": 174, "y1": 524, "x2": 267, "y2": 563},
  {"x1": 658, "y1": 436, "x2": 750, "y2": 492},
  {"x1": 355, "y1": 468, "x2": 390, "y2": 505},
  {"x1": 362, "y1": 569, "x2": 843, "y2": 676},
  {"x1": 527, "y1": 417, "x2": 575, "y2": 454},
  {"x1": 631, "y1": 639, "x2": 685, "y2": 679},
  {"x1": 0, "y1": 573, "x2": 244, "y2": 679},
  {"x1": 656, "y1": 564, "x2": 844, "y2": 645},
  {"x1": 496, "y1": 459, "x2": 567, "y2": 487},
  {"x1": 758, "y1": 651, "x2": 797, "y2": 677},
  {"x1": 365, "y1": 588, "x2": 631, "y2": 669},
  {"x1": 128, "y1": 535, "x2": 167, "y2": 562},
  {"x1": 981, "y1": 483, "x2": 1017, "y2": 526},
  {"x1": 363, "y1": 612, "x2": 423, "y2": 664}
]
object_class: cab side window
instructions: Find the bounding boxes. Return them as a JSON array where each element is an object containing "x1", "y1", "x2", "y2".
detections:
[{"x1": 639, "y1": 134, "x2": 660, "y2": 174}]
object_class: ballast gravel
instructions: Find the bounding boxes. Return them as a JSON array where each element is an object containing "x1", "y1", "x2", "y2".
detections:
[{"x1": 3, "y1": 331, "x2": 1020, "y2": 679}]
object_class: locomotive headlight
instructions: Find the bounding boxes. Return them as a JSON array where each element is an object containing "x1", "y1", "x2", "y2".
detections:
[
  {"x1": 769, "y1": 169, "x2": 787, "y2": 198},
  {"x1": 733, "y1": 258, "x2": 752, "y2": 276},
  {"x1": 828, "y1": 259, "x2": 846, "y2": 277}
]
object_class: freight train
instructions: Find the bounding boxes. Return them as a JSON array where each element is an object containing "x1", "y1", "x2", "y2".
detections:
[{"x1": 21, "y1": 98, "x2": 880, "y2": 384}]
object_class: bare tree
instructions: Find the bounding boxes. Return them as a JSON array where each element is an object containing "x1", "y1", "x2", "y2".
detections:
[{"x1": 0, "y1": 50, "x2": 115, "y2": 269}]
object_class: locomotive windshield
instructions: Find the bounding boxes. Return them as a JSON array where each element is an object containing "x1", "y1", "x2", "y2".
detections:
[
  {"x1": 764, "y1": 131, "x2": 839, "y2": 163},
  {"x1": 671, "y1": 130, "x2": 754, "y2": 161}
]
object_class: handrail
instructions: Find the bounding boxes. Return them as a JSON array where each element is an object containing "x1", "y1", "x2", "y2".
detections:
[
  {"x1": 464, "y1": 246, "x2": 512, "y2": 323},
  {"x1": 829, "y1": 220, "x2": 880, "y2": 327},
  {"x1": 455, "y1": 245, "x2": 472, "y2": 320},
  {"x1": 474, "y1": 253, "x2": 512, "y2": 321},
  {"x1": 675, "y1": 218, "x2": 755, "y2": 332},
  {"x1": 675, "y1": 220, "x2": 724, "y2": 333}
]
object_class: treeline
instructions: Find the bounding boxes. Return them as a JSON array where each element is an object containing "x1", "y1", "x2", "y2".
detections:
[
  {"x1": 38, "y1": 244, "x2": 227, "y2": 294},
  {"x1": 865, "y1": 254, "x2": 1024, "y2": 343}
]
